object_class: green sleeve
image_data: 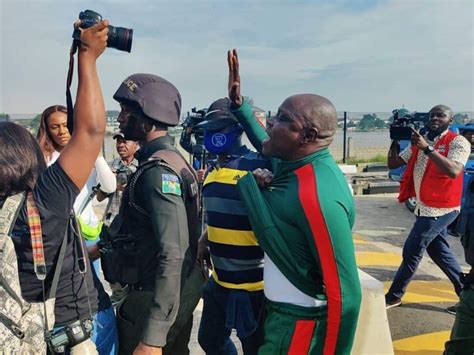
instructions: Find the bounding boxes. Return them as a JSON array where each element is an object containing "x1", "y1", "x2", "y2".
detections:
[{"x1": 231, "y1": 99, "x2": 268, "y2": 153}]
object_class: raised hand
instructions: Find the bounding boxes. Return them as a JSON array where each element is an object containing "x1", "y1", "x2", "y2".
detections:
[
  {"x1": 227, "y1": 49, "x2": 243, "y2": 107},
  {"x1": 78, "y1": 20, "x2": 109, "y2": 59}
]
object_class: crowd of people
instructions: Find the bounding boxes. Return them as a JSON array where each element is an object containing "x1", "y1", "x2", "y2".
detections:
[{"x1": 0, "y1": 19, "x2": 473, "y2": 355}]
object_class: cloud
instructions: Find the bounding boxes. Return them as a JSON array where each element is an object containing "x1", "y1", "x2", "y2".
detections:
[{"x1": 1, "y1": 0, "x2": 472, "y2": 114}]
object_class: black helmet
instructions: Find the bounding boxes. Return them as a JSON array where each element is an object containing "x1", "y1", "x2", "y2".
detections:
[{"x1": 114, "y1": 73, "x2": 182, "y2": 126}]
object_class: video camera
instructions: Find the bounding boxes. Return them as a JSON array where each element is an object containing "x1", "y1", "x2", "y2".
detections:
[
  {"x1": 180, "y1": 107, "x2": 210, "y2": 170},
  {"x1": 183, "y1": 107, "x2": 207, "y2": 148},
  {"x1": 389, "y1": 109, "x2": 430, "y2": 140}
]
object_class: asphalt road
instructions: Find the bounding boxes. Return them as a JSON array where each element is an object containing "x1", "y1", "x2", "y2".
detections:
[
  {"x1": 353, "y1": 194, "x2": 469, "y2": 354},
  {"x1": 96, "y1": 194, "x2": 469, "y2": 354}
]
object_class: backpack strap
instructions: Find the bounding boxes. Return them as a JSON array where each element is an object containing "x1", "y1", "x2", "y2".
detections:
[
  {"x1": 26, "y1": 192, "x2": 47, "y2": 280},
  {"x1": 0, "y1": 193, "x2": 25, "y2": 251}
]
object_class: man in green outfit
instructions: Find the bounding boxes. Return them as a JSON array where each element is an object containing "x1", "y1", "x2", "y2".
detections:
[{"x1": 227, "y1": 49, "x2": 361, "y2": 354}]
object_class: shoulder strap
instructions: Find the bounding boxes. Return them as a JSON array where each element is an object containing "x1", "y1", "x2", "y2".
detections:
[
  {"x1": 77, "y1": 184, "x2": 101, "y2": 216},
  {"x1": 26, "y1": 192, "x2": 47, "y2": 280},
  {"x1": 48, "y1": 226, "x2": 68, "y2": 299},
  {"x1": 0, "y1": 193, "x2": 25, "y2": 252}
]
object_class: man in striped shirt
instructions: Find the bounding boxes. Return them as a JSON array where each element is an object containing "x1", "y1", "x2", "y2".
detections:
[
  {"x1": 228, "y1": 49, "x2": 361, "y2": 355},
  {"x1": 196, "y1": 98, "x2": 271, "y2": 354}
]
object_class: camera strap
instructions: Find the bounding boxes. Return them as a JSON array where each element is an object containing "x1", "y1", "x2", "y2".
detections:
[
  {"x1": 42, "y1": 226, "x2": 68, "y2": 332},
  {"x1": 66, "y1": 40, "x2": 80, "y2": 134}
]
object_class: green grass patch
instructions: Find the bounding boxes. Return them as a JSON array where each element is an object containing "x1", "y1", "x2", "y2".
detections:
[{"x1": 338, "y1": 154, "x2": 386, "y2": 165}]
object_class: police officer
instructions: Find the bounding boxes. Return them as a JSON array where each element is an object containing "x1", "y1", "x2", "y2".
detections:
[
  {"x1": 104, "y1": 74, "x2": 203, "y2": 355},
  {"x1": 445, "y1": 155, "x2": 474, "y2": 353}
]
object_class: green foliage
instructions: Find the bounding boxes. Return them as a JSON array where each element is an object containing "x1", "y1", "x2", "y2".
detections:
[
  {"x1": 338, "y1": 154, "x2": 387, "y2": 164},
  {"x1": 453, "y1": 113, "x2": 469, "y2": 124},
  {"x1": 30, "y1": 114, "x2": 42, "y2": 134},
  {"x1": 358, "y1": 113, "x2": 386, "y2": 131}
]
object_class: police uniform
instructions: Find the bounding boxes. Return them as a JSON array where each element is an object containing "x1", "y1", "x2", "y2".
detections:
[
  {"x1": 445, "y1": 176, "x2": 474, "y2": 354},
  {"x1": 101, "y1": 74, "x2": 203, "y2": 355}
]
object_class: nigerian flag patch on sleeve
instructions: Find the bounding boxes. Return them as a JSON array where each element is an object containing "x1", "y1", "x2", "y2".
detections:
[{"x1": 162, "y1": 174, "x2": 181, "y2": 195}]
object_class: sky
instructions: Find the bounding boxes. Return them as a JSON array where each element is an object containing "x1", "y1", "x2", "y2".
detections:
[{"x1": 1, "y1": 0, "x2": 473, "y2": 115}]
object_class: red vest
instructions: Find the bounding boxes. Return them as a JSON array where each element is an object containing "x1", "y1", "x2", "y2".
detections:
[{"x1": 398, "y1": 131, "x2": 463, "y2": 208}]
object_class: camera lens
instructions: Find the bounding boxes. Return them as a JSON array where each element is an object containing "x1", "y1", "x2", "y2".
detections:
[{"x1": 107, "y1": 25, "x2": 133, "y2": 53}]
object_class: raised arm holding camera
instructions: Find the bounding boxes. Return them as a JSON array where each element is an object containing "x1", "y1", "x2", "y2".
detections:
[
  {"x1": 0, "y1": 19, "x2": 108, "y2": 354},
  {"x1": 385, "y1": 105, "x2": 471, "y2": 311}
]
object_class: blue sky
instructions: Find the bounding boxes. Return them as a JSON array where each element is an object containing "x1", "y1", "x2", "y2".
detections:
[{"x1": 1, "y1": 0, "x2": 473, "y2": 115}]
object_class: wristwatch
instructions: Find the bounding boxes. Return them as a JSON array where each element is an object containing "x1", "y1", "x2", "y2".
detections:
[{"x1": 423, "y1": 145, "x2": 435, "y2": 155}]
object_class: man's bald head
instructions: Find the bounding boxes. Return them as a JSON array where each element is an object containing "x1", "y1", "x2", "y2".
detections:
[
  {"x1": 280, "y1": 94, "x2": 338, "y2": 143},
  {"x1": 429, "y1": 104, "x2": 453, "y2": 119}
]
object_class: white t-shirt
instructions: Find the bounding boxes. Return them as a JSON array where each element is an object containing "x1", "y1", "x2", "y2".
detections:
[{"x1": 264, "y1": 253, "x2": 327, "y2": 308}]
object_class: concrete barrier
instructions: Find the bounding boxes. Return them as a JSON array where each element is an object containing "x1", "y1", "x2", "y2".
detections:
[
  {"x1": 352, "y1": 269, "x2": 394, "y2": 355},
  {"x1": 338, "y1": 164, "x2": 358, "y2": 174}
]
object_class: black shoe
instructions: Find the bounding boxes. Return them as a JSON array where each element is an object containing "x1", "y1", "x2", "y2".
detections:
[
  {"x1": 385, "y1": 294, "x2": 402, "y2": 309},
  {"x1": 446, "y1": 305, "x2": 457, "y2": 315}
]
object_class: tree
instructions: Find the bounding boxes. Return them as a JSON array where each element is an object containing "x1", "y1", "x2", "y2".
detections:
[
  {"x1": 30, "y1": 114, "x2": 42, "y2": 135},
  {"x1": 453, "y1": 113, "x2": 468, "y2": 125},
  {"x1": 358, "y1": 113, "x2": 386, "y2": 131}
]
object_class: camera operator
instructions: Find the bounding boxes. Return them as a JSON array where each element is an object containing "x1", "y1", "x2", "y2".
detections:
[
  {"x1": 0, "y1": 19, "x2": 108, "y2": 354},
  {"x1": 101, "y1": 74, "x2": 204, "y2": 355},
  {"x1": 179, "y1": 109, "x2": 211, "y2": 179},
  {"x1": 385, "y1": 105, "x2": 471, "y2": 312}
]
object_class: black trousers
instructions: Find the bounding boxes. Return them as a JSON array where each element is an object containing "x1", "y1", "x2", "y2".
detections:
[{"x1": 117, "y1": 265, "x2": 205, "y2": 355}]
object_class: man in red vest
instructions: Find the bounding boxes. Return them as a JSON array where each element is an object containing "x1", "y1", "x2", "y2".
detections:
[{"x1": 385, "y1": 104, "x2": 471, "y2": 311}]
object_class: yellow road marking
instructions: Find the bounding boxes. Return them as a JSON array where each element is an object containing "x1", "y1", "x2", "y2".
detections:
[
  {"x1": 352, "y1": 234, "x2": 367, "y2": 244},
  {"x1": 393, "y1": 330, "x2": 450, "y2": 354},
  {"x1": 383, "y1": 280, "x2": 458, "y2": 303},
  {"x1": 356, "y1": 251, "x2": 402, "y2": 266}
]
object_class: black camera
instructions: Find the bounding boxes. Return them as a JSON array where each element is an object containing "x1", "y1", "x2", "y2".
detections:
[
  {"x1": 180, "y1": 107, "x2": 208, "y2": 158},
  {"x1": 116, "y1": 167, "x2": 133, "y2": 186},
  {"x1": 73, "y1": 10, "x2": 133, "y2": 52},
  {"x1": 389, "y1": 109, "x2": 430, "y2": 140},
  {"x1": 46, "y1": 318, "x2": 93, "y2": 354}
]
